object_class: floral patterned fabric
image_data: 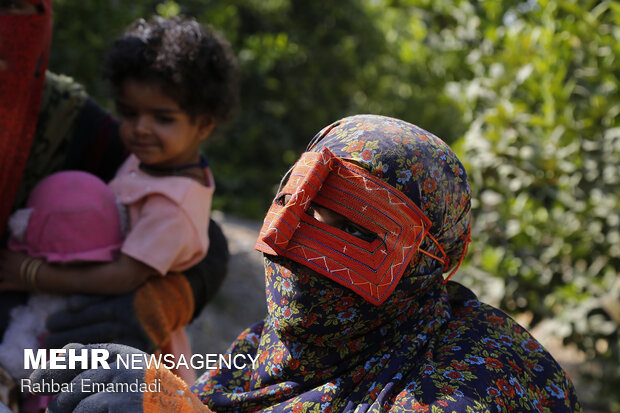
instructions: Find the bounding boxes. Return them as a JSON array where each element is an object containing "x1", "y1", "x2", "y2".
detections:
[{"x1": 192, "y1": 115, "x2": 581, "y2": 412}]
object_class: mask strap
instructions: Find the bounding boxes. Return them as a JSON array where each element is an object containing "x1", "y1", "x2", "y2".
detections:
[
  {"x1": 418, "y1": 233, "x2": 447, "y2": 265},
  {"x1": 273, "y1": 163, "x2": 297, "y2": 203},
  {"x1": 418, "y1": 223, "x2": 472, "y2": 284},
  {"x1": 305, "y1": 121, "x2": 342, "y2": 151}
]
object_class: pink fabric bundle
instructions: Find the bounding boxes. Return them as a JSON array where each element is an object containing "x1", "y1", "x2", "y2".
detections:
[{"x1": 8, "y1": 171, "x2": 123, "y2": 263}]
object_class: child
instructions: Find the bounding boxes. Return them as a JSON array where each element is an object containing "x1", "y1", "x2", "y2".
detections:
[
  {"x1": 1, "y1": 15, "x2": 238, "y2": 295},
  {"x1": 0, "y1": 15, "x2": 238, "y2": 386}
]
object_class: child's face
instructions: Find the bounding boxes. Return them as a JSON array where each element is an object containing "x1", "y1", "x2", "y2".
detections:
[{"x1": 115, "y1": 79, "x2": 213, "y2": 168}]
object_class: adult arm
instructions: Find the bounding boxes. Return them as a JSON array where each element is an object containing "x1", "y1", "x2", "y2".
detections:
[
  {"x1": 0, "y1": 251, "x2": 156, "y2": 295},
  {"x1": 30, "y1": 343, "x2": 213, "y2": 413},
  {"x1": 43, "y1": 220, "x2": 229, "y2": 352}
]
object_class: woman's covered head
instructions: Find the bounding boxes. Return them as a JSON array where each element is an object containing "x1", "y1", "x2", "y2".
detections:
[
  {"x1": 198, "y1": 115, "x2": 580, "y2": 412},
  {"x1": 308, "y1": 115, "x2": 471, "y2": 272},
  {"x1": 256, "y1": 115, "x2": 471, "y2": 305},
  {"x1": 103, "y1": 16, "x2": 238, "y2": 123}
]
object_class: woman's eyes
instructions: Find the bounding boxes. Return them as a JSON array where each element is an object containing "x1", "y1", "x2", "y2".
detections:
[
  {"x1": 275, "y1": 196, "x2": 377, "y2": 242},
  {"x1": 338, "y1": 222, "x2": 377, "y2": 243},
  {"x1": 306, "y1": 202, "x2": 377, "y2": 242}
]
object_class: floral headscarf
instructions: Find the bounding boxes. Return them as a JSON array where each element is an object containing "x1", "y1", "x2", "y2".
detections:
[
  {"x1": 192, "y1": 115, "x2": 580, "y2": 412},
  {"x1": 306, "y1": 114, "x2": 471, "y2": 279}
]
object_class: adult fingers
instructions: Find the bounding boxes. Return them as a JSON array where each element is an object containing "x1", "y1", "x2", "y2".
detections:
[
  {"x1": 0, "y1": 401, "x2": 13, "y2": 413},
  {"x1": 72, "y1": 391, "x2": 143, "y2": 413},
  {"x1": 39, "y1": 344, "x2": 146, "y2": 412},
  {"x1": 29, "y1": 343, "x2": 92, "y2": 395},
  {"x1": 45, "y1": 368, "x2": 120, "y2": 413}
]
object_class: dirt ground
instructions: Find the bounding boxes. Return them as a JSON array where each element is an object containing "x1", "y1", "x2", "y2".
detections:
[
  {"x1": 187, "y1": 212, "x2": 267, "y2": 359},
  {"x1": 188, "y1": 212, "x2": 600, "y2": 412}
]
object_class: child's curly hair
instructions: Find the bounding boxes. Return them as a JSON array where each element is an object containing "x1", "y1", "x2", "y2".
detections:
[{"x1": 104, "y1": 16, "x2": 238, "y2": 124}]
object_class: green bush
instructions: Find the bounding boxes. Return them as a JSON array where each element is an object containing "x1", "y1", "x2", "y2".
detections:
[{"x1": 444, "y1": 1, "x2": 620, "y2": 410}]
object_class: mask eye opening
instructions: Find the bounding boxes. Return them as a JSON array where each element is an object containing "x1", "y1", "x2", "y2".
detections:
[
  {"x1": 306, "y1": 201, "x2": 379, "y2": 243},
  {"x1": 276, "y1": 193, "x2": 291, "y2": 206}
]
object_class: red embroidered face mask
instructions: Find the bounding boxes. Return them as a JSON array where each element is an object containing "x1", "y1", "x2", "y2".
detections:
[
  {"x1": 0, "y1": 0, "x2": 52, "y2": 234},
  {"x1": 255, "y1": 148, "x2": 450, "y2": 306}
]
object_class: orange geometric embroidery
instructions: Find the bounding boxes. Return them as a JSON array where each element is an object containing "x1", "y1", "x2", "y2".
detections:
[{"x1": 255, "y1": 148, "x2": 433, "y2": 305}]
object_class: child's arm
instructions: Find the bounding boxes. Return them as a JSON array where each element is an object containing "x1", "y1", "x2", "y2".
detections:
[{"x1": 0, "y1": 249, "x2": 157, "y2": 295}]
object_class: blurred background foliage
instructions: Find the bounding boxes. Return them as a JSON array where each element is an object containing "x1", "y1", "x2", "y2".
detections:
[{"x1": 49, "y1": 0, "x2": 618, "y2": 410}]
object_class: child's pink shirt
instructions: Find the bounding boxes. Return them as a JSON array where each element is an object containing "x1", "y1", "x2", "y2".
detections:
[{"x1": 108, "y1": 154, "x2": 214, "y2": 275}]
